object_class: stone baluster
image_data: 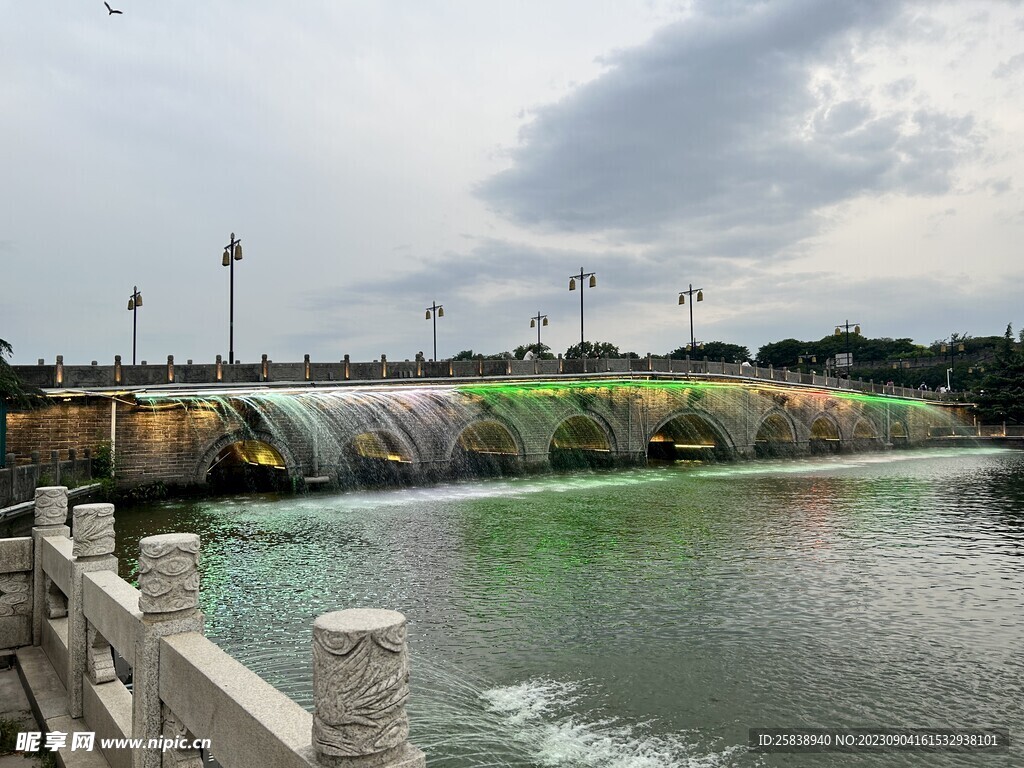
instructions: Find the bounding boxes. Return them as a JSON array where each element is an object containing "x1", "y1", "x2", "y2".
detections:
[
  {"x1": 115, "y1": 354, "x2": 123, "y2": 385},
  {"x1": 67, "y1": 503, "x2": 118, "y2": 718},
  {"x1": 133, "y1": 534, "x2": 205, "y2": 768},
  {"x1": 50, "y1": 450, "x2": 61, "y2": 486},
  {"x1": 32, "y1": 487, "x2": 71, "y2": 645},
  {"x1": 167, "y1": 355, "x2": 175, "y2": 384},
  {"x1": 312, "y1": 609, "x2": 425, "y2": 767},
  {"x1": 305, "y1": 354, "x2": 312, "y2": 381},
  {"x1": 216, "y1": 355, "x2": 223, "y2": 382}
]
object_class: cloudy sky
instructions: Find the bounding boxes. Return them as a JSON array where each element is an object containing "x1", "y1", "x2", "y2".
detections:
[{"x1": 3, "y1": 0, "x2": 1023, "y2": 365}]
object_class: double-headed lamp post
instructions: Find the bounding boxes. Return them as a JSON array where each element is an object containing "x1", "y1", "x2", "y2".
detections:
[
  {"x1": 834, "y1": 320, "x2": 860, "y2": 373},
  {"x1": 940, "y1": 337, "x2": 965, "y2": 391},
  {"x1": 425, "y1": 301, "x2": 444, "y2": 362},
  {"x1": 568, "y1": 268, "x2": 596, "y2": 354},
  {"x1": 221, "y1": 233, "x2": 243, "y2": 364},
  {"x1": 126, "y1": 286, "x2": 143, "y2": 365},
  {"x1": 677, "y1": 284, "x2": 704, "y2": 357},
  {"x1": 529, "y1": 312, "x2": 549, "y2": 351}
]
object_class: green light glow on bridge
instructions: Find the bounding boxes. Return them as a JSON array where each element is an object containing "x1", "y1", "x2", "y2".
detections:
[{"x1": 454, "y1": 377, "x2": 936, "y2": 409}]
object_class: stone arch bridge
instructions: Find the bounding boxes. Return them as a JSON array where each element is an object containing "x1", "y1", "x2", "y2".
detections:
[{"x1": 7, "y1": 374, "x2": 964, "y2": 489}]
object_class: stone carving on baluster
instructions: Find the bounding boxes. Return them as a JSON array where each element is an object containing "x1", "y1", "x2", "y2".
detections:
[
  {"x1": 137, "y1": 534, "x2": 200, "y2": 614},
  {"x1": 312, "y1": 609, "x2": 417, "y2": 765},
  {"x1": 45, "y1": 576, "x2": 68, "y2": 619},
  {"x1": 86, "y1": 623, "x2": 116, "y2": 684},
  {"x1": 34, "y1": 486, "x2": 69, "y2": 527},
  {"x1": 0, "y1": 573, "x2": 31, "y2": 617},
  {"x1": 160, "y1": 703, "x2": 204, "y2": 768},
  {"x1": 72, "y1": 503, "x2": 116, "y2": 558}
]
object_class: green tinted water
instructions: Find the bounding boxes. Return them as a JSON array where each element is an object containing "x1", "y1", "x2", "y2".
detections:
[{"x1": 112, "y1": 448, "x2": 1023, "y2": 766}]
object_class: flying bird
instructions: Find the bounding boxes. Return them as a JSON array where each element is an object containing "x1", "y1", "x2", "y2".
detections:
[{"x1": 104, "y1": 2, "x2": 123, "y2": 14}]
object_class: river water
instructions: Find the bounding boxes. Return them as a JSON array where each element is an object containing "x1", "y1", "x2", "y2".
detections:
[{"x1": 112, "y1": 447, "x2": 1023, "y2": 767}]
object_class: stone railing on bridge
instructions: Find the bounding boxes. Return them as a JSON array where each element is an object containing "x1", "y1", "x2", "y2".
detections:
[
  {"x1": 0, "y1": 487, "x2": 426, "y2": 768},
  {"x1": 0, "y1": 447, "x2": 93, "y2": 509},
  {"x1": 928, "y1": 424, "x2": 1024, "y2": 438},
  {"x1": 12, "y1": 354, "x2": 945, "y2": 401}
]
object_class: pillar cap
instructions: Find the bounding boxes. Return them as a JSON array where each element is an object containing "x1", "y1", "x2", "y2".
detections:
[{"x1": 314, "y1": 608, "x2": 405, "y2": 635}]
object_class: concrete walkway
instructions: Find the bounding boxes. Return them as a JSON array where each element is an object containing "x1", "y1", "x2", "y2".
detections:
[
  {"x1": 0, "y1": 653, "x2": 38, "y2": 766},
  {"x1": 1, "y1": 651, "x2": 110, "y2": 768}
]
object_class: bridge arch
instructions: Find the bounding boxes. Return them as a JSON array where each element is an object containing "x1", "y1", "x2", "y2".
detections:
[
  {"x1": 194, "y1": 430, "x2": 299, "y2": 491},
  {"x1": 446, "y1": 417, "x2": 525, "y2": 476},
  {"x1": 548, "y1": 412, "x2": 617, "y2": 469},
  {"x1": 850, "y1": 416, "x2": 884, "y2": 451},
  {"x1": 338, "y1": 424, "x2": 421, "y2": 487},
  {"x1": 808, "y1": 413, "x2": 842, "y2": 453},
  {"x1": 647, "y1": 409, "x2": 736, "y2": 461},
  {"x1": 754, "y1": 409, "x2": 798, "y2": 457},
  {"x1": 889, "y1": 420, "x2": 909, "y2": 444}
]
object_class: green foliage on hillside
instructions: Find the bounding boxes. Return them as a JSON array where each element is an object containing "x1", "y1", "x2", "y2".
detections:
[{"x1": 975, "y1": 325, "x2": 1024, "y2": 423}]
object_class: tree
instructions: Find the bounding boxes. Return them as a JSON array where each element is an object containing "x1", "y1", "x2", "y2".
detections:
[
  {"x1": 564, "y1": 341, "x2": 637, "y2": 359},
  {"x1": 1, "y1": 338, "x2": 44, "y2": 408},
  {"x1": 669, "y1": 341, "x2": 751, "y2": 362},
  {"x1": 451, "y1": 349, "x2": 512, "y2": 361},
  {"x1": 976, "y1": 324, "x2": 1024, "y2": 423},
  {"x1": 512, "y1": 343, "x2": 554, "y2": 360},
  {"x1": 755, "y1": 338, "x2": 808, "y2": 367}
]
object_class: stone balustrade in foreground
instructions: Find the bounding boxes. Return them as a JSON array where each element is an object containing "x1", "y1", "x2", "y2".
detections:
[{"x1": 0, "y1": 486, "x2": 426, "y2": 768}]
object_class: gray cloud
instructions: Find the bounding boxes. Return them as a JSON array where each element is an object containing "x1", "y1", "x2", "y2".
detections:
[
  {"x1": 993, "y1": 52, "x2": 1024, "y2": 78},
  {"x1": 477, "y1": 0, "x2": 979, "y2": 259}
]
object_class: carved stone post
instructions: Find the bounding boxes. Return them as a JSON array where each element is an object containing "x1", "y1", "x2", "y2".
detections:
[
  {"x1": 133, "y1": 534, "x2": 205, "y2": 768},
  {"x1": 50, "y1": 450, "x2": 61, "y2": 486},
  {"x1": 32, "y1": 487, "x2": 70, "y2": 646},
  {"x1": 312, "y1": 609, "x2": 425, "y2": 768},
  {"x1": 67, "y1": 503, "x2": 118, "y2": 718},
  {"x1": 305, "y1": 354, "x2": 312, "y2": 381}
]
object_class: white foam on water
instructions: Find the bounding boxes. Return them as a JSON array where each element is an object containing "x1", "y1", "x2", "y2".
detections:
[
  {"x1": 308, "y1": 471, "x2": 674, "y2": 512},
  {"x1": 481, "y1": 678, "x2": 748, "y2": 768},
  {"x1": 691, "y1": 447, "x2": 1013, "y2": 479}
]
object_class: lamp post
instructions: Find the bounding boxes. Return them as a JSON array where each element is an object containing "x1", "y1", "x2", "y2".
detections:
[
  {"x1": 568, "y1": 268, "x2": 596, "y2": 354},
  {"x1": 221, "y1": 233, "x2": 243, "y2": 365},
  {"x1": 126, "y1": 286, "x2": 143, "y2": 365},
  {"x1": 796, "y1": 353, "x2": 816, "y2": 371},
  {"x1": 677, "y1": 284, "x2": 704, "y2": 357},
  {"x1": 940, "y1": 337, "x2": 965, "y2": 392},
  {"x1": 529, "y1": 312, "x2": 549, "y2": 352},
  {"x1": 834, "y1": 320, "x2": 860, "y2": 373},
  {"x1": 425, "y1": 301, "x2": 444, "y2": 362}
]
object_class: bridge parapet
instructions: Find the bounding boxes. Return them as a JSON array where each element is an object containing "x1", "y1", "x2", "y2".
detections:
[
  {"x1": 0, "y1": 487, "x2": 426, "y2": 768},
  {"x1": 13, "y1": 356, "x2": 948, "y2": 401}
]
